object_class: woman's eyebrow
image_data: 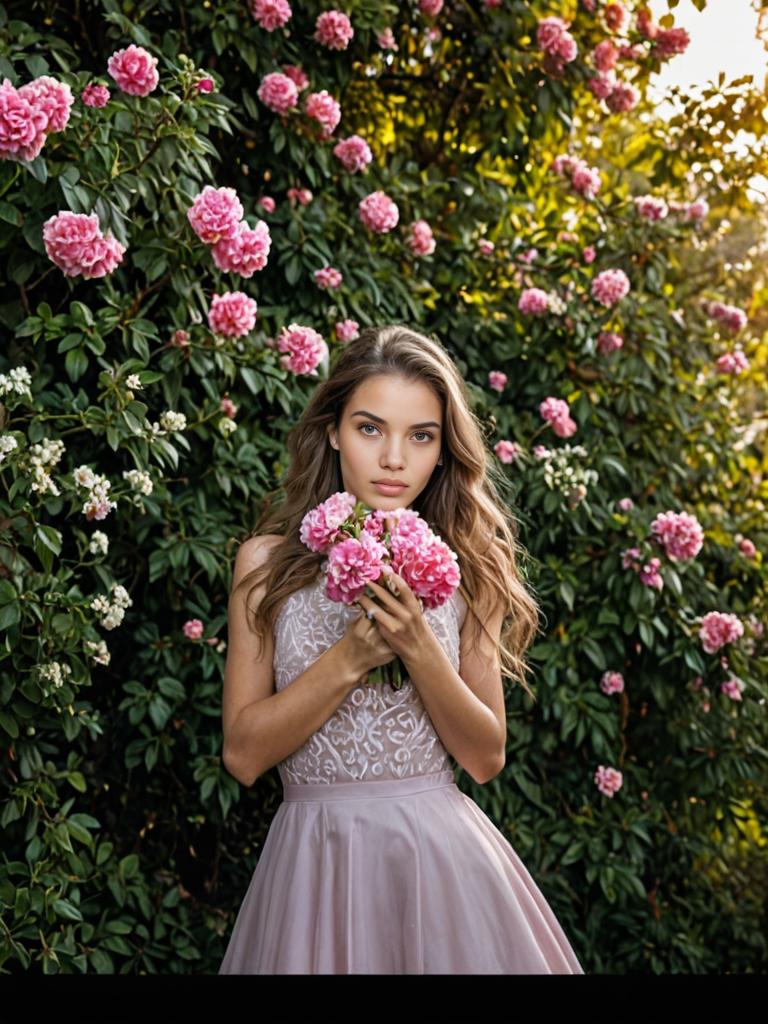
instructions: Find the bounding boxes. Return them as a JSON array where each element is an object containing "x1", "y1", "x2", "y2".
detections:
[{"x1": 350, "y1": 410, "x2": 441, "y2": 430}]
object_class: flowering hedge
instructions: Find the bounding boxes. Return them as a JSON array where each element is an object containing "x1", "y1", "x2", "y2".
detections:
[{"x1": 1, "y1": 0, "x2": 767, "y2": 974}]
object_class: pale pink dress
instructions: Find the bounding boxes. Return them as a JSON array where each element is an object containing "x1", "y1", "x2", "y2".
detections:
[{"x1": 219, "y1": 573, "x2": 585, "y2": 974}]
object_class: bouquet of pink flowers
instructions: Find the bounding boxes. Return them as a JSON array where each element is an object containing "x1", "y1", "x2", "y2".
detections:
[{"x1": 299, "y1": 491, "x2": 461, "y2": 689}]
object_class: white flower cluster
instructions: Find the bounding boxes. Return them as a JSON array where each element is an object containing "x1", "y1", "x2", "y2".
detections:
[
  {"x1": 0, "y1": 434, "x2": 18, "y2": 464},
  {"x1": 547, "y1": 293, "x2": 567, "y2": 315},
  {"x1": 539, "y1": 443, "x2": 599, "y2": 499},
  {"x1": 73, "y1": 464, "x2": 118, "y2": 521},
  {"x1": 122, "y1": 467, "x2": 153, "y2": 495},
  {"x1": 125, "y1": 373, "x2": 143, "y2": 390},
  {"x1": 90, "y1": 582, "x2": 133, "y2": 629},
  {"x1": 88, "y1": 530, "x2": 109, "y2": 556},
  {"x1": 84, "y1": 638, "x2": 111, "y2": 666},
  {"x1": 23, "y1": 438, "x2": 65, "y2": 496},
  {"x1": 38, "y1": 660, "x2": 72, "y2": 691},
  {"x1": 158, "y1": 410, "x2": 187, "y2": 433},
  {"x1": 0, "y1": 365, "x2": 33, "y2": 400},
  {"x1": 218, "y1": 417, "x2": 237, "y2": 437}
]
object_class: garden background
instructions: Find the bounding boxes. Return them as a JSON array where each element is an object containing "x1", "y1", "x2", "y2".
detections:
[{"x1": 1, "y1": 0, "x2": 767, "y2": 974}]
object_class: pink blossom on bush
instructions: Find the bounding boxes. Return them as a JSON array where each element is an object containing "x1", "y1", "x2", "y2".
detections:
[
  {"x1": 518, "y1": 287, "x2": 550, "y2": 315},
  {"x1": 552, "y1": 153, "x2": 602, "y2": 199},
  {"x1": 738, "y1": 538, "x2": 756, "y2": 558},
  {"x1": 210, "y1": 219, "x2": 272, "y2": 277},
  {"x1": 537, "y1": 16, "x2": 578, "y2": 70},
  {"x1": 539, "y1": 396, "x2": 569, "y2": 424},
  {"x1": 183, "y1": 618, "x2": 204, "y2": 640},
  {"x1": 478, "y1": 237, "x2": 495, "y2": 256},
  {"x1": 721, "y1": 676, "x2": 744, "y2": 701},
  {"x1": 335, "y1": 319, "x2": 359, "y2": 342},
  {"x1": 605, "y1": 80, "x2": 639, "y2": 113},
  {"x1": 377, "y1": 28, "x2": 398, "y2": 50},
  {"x1": 305, "y1": 89, "x2": 341, "y2": 137},
  {"x1": 407, "y1": 219, "x2": 436, "y2": 256},
  {"x1": 520, "y1": 247, "x2": 538, "y2": 264},
  {"x1": 258, "y1": 195, "x2": 276, "y2": 213},
  {"x1": 196, "y1": 78, "x2": 215, "y2": 93},
  {"x1": 618, "y1": 43, "x2": 644, "y2": 60},
  {"x1": 532, "y1": 445, "x2": 549, "y2": 459},
  {"x1": 685, "y1": 198, "x2": 709, "y2": 221},
  {"x1": 621, "y1": 546, "x2": 641, "y2": 569},
  {"x1": 287, "y1": 187, "x2": 313, "y2": 206},
  {"x1": 594, "y1": 765, "x2": 623, "y2": 797},
  {"x1": 716, "y1": 350, "x2": 749, "y2": 375},
  {"x1": 81, "y1": 83, "x2": 111, "y2": 108},
  {"x1": 170, "y1": 329, "x2": 190, "y2": 348},
  {"x1": 278, "y1": 323, "x2": 328, "y2": 376},
  {"x1": 551, "y1": 415, "x2": 577, "y2": 438},
  {"x1": 484, "y1": 0, "x2": 503, "y2": 7},
  {"x1": 637, "y1": 8, "x2": 657, "y2": 39},
  {"x1": 634, "y1": 194, "x2": 668, "y2": 221},
  {"x1": 706, "y1": 301, "x2": 747, "y2": 334},
  {"x1": 593, "y1": 39, "x2": 619, "y2": 71},
  {"x1": 0, "y1": 79, "x2": 50, "y2": 161},
  {"x1": 591, "y1": 268, "x2": 630, "y2": 307},
  {"x1": 617, "y1": 497, "x2": 634, "y2": 511},
  {"x1": 655, "y1": 27, "x2": 690, "y2": 61},
  {"x1": 333, "y1": 134, "x2": 373, "y2": 172},
  {"x1": 208, "y1": 291, "x2": 258, "y2": 338},
  {"x1": 250, "y1": 0, "x2": 292, "y2": 31},
  {"x1": 358, "y1": 190, "x2": 399, "y2": 233},
  {"x1": 698, "y1": 611, "x2": 744, "y2": 654},
  {"x1": 18, "y1": 75, "x2": 74, "y2": 133},
  {"x1": 603, "y1": 2, "x2": 627, "y2": 32},
  {"x1": 420, "y1": 0, "x2": 444, "y2": 15},
  {"x1": 187, "y1": 185, "x2": 243, "y2": 244},
  {"x1": 282, "y1": 64, "x2": 309, "y2": 91},
  {"x1": 43, "y1": 211, "x2": 126, "y2": 278},
  {"x1": 600, "y1": 671, "x2": 625, "y2": 695},
  {"x1": 314, "y1": 265, "x2": 343, "y2": 289},
  {"x1": 650, "y1": 510, "x2": 704, "y2": 562},
  {"x1": 314, "y1": 10, "x2": 354, "y2": 50},
  {"x1": 107, "y1": 44, "x2": 159, "y2": 97},
  {"x1": 494, "y1": 440, "x2": 521, "y2": 464},
  {"x1": 221, "y1": 396, "x2": 238, "y2": 418},
  {"x1": 586, "y1": 71, "x2": 617, "y2": 100},
  {"x1": 597, "y1": 330, "x2": 623, "y2": 354},
  {"x1": 257, "y1": 72, "x2": 299, "y2": 114},
  {"x1": 638, "y1": 557, "x2": 663, "y2": 590},
  {"x1": 582, "y1": 245, "x2": 596, "y2": 263},
  {"x1": 488, "y1": 370, "x2": 508, "y2": 393}
]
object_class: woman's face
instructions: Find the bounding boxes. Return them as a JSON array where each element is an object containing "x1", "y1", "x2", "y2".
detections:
[{"x1": 327, "y1": 374, "x2": 443, "y2": 510}]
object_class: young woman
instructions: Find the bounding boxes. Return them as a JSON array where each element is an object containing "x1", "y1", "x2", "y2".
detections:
[{"x1": 219, "y1": 324, "x2": 584, "y2": 974}]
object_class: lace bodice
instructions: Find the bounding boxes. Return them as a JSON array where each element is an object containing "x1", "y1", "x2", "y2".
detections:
[{"x1": 272, "y1": 574, "x2": 468, "y2": 785}]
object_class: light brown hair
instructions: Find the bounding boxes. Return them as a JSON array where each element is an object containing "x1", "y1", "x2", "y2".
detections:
[{"x1": 236, "y1": 324, "x2": 542, "y2": 701}]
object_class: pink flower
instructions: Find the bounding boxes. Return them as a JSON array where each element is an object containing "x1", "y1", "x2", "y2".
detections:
[
  {"x1": 17, "y1": 76, "x2": 74, "y2": 134},
  {"x1": 183, "y1": 618, "x2": 204, "y2": 639},
  {"x1": 582, "y1": 245, "x2": 596, "y2": 263},
  {"x1": 593, "y1": 39, "x2": 619, "y2": 71},
  {"x1": 597, "y1": 330, "x2": 623, "y2": 354},
  {"x1": 721, "y1": 676, "x2": 744, "y2": 701},
  {"x1": 287, "y1": 187, "x2": 313, "y2": 206},
  {"x1": 220, "y1": 396, "x2": 238, "y2": 418},
  {"x1": 358, "y1": 190, "x2": 399, "y2": 233},
  {"x1": 605, "y1": 80, "x2": 639, "y2": 113},
  {"x1": 637, "y1": 8, "x2": 658, "y2": 40},
  {"x1": 314, "y1": 10, "x2": 354, "y2": 50},
  {"x1": 250, "y1": 0, "x2": 292, "y2": 31},
  {"x1": 532, "y1": 445, "x2": 549, "y2": 459},
  {"x1": 616, "y1": 497, "x2": 634, "y2": 512},
  {"x1": 377, "y1": 28, "x2": 398, "y2": 50},
  {"x1": 587, "y1": 71, "x2": 617, "y2": 100},
  {"x1": 407, "y1": 219, "x2": 436, "y2": 256},
  {"x1": 539, "y1": 396, "x2": 570, "y2": 424},
  {"x1": 420, "y1": 0, "x2": 444, "y2": 15},
  {"x1": 738, "y1": 538, "x2": 756, "y2": 558},
  {"x1": 634, "y1": 194, "x2": 669, "y2": 221},
  {"x1": 706, "y1": 301, "x2": 747, "y2": 334},
  {"x1": 699, "y1": 611, "x2": 744, "y2": 655},
  {"x1": 314, "y1": 265, "x2": 343, "y2": 289},
  {"x1": 655, "y1": 27, "x2": 690, "y2": 61},
  {"x1": 333, "y1": 134, "x2": 373, "y2": 172},
  {"x1": 208, "y1": 291, "x2": 258, "y2": 338},
  {"x1": 488, "y1": 370, "x2": 508, "y2": 393},
  {"x1": 43, "y1": 211, "x2": 125, "y2": 278},
  {"x1": 305, "y1": 89, "x2": 341, "y2": 137},
  {"x1": 685, "y1": 198, "x2": 709, "y2": 221},
  {"x1": 600, "y1": 671, "x2": 625, "y2": 695},
  {"x1": 210, "y1": 219, "x2": 272, "y2": 277},
  {"x1": 638, "y1": 557, "x2": 663, "y2": 590},
  {"x1": 257, "y1": 72, "x2": 299, "y2": 114},
  {"x1": 518, "y1": 287, "x2": 550, "y2": 315},
  {"x1": 552, "y1": 154, "x2": 602, "y2": 199},
  {"x1": 591, "y1": 268, "x2": 630, "y2": 307},
  {"x1": 335, "y1": 319, "x2": 360, "y2": 342},
  {"x1": 716, "y1": 350, "x2": 750, "y2": 375},
  {"x1": 594, "y1": 765, "x2": 623, "y2": 797},
  {"x1": 478, "y1": 237, "x2": 495, "y2": 256},
  {"x1": 282, "y1": 64, "x2": 309, "y2": 91},
  {"x1": 536, "y1": 16, "x2": 579, "y2": 65},
  {"x1": 107, "y1": 44, "x2": 159, "y2": 97},
  {"x1": 258, "y1": 195, "x2": 276, "y2": 213},
  {"x1": 196, "y1": 78, "x2": 215, "y2": 93},
  {"x1": 187, "y1": 185, "x2": 243, "y2": 245},
  {"x1": 81, "y1": 83, "x2": 111, "y2": 108},
  {"x1": 300, "y1": 491, "x2": 359, "y2": 552},
  {"x1": 0, "y1": 78, "x2": 50, "y2": 161},
  {"x1": 650, "y1": 510, "x2": 704, "y2": 562},
  {"x1": 520, "y1": 247, "x2": 538, "y2": 264},
  {"x1": 278, "y1": 323, "x2": 328, "y2": 376},
  {"x1": 603, "y1": 2, "x2": 627, "y2": 32},
  {"x1": 552, "y1": 415, "x2": 577, "y2": 438},
  {"x1": 170, "y1": 329, "x2": 190, "y2": 348},
  {"x1": 494, "y1": 440, "x2": 520, "y2": 464}
]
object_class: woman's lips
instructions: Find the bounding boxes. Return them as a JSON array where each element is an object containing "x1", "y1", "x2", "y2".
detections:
[{"x1": 373, "y1": 482, "x2": 407, "y2": 495}]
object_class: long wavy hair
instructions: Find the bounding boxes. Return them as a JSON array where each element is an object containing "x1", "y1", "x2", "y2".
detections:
[{"x1": 236, "y1": 324, "x2": 542, "y2": 701}]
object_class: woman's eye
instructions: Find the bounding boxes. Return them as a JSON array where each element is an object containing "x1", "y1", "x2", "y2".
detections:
[{"x1": 358, "y1": 423, "x2": 433, "y2": 441}]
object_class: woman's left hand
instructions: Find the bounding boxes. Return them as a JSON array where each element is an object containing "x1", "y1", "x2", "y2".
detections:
[{"x1": 355, "y1": 571, "x2": 432, "y2": 661}]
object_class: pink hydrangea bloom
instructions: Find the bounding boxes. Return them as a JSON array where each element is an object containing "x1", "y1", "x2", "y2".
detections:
[
  {"x1": 107, "y1": 44, "x2": 159, "y2": 97},
  {"x1": 518, "y1": 287, "x2": 550, "y2": 315},
  {"x1": 250, "y1": 0, "x2": 292, "y2": 31},
  {"x1": 738, "y1": 538, "x2": 756, "y2": 558},
  {"x1": 333, "y1": 134, "x2": 373, "y2": 172},
  {"x1": 0, "y1": 78, "x2": 49, "y2": 161},
  {"x1": 335, "y1": 319, "x2": 360, "y2": 342},
  {"x1": 314, "y1": 265, "x2": 343, "y2": 289},
  {"x1": 183, "y1": 618, "x2": 204, "y2": 639},
  {"x1": 532, "y1": 445, "x2": 550, "y2": 459},
  {"x1": 210, "y1": 219, "x2": 272, "y2": 277},
  {"x1": 420, "y1": 0, "x2": 444, "y2": 15},
  {"x1": 377, "y1": 28, "x2": 398, "y2": 50},
  {"x1": 81, "y1": 83, "x2": 110, "y2": 107},
  {"x1": 358, "y1": 190, "x2": 399, "y2": 233},
  {"x1": 716, "y1": 350, "x2": 749, "y2": 375},
  {"x1": 520, "y1": 247, "x2": 538, "y2": 264},
  {"x1": 721, "y1": 677, "x2": 744, "y2": 701},
  {"x1": 287, "y1": 187, "x2": 313, "y2": 205},
  {"x1": 698, "y1": 611, "x2": 744, "y2": 654},
  {"x1": 582, "y1": 245, "x2": 596, "y2": 263},
  {"x1": 706, "y1": 301, "x2": 747, "y2": 334},
  {"x1": 18, "y1": 75, "x2": 74, "y2": 133},
  {"x1": 637, "y1": 8, "x2": 658, "y2": 40},
  {"x1": 494, "y1": 440, "x2": 520, "y2": 464},
  {"x1": 634, "y1": 194, "x2": 669, "y2": 220},
  {"x1": 605, "y1": 80, "x2": 639, "y2": 113},
  {"x1": 300, "y1": 491, "x2": 359, "y2": 552},
  {"x1": 314, "y1": 10, "x2": 354, "y2": 50},
  {"x1": 478, "y1": 238, "x2": 495, "y2": 256},
  {"x1": 257, "y1": 72, "x2": 299, "y2": 114},
  {"x1": 282, "y1": 64, "x2": 309, "y2": 91},
  {"x1": 594, "y1": 765, "x2": 623, "y2": 797},
  {"x1": 650, "y1": 510, "x2": 704, "y2": 562},
  {"x1": 617, "y1": 497, "x2": 634, "y2": 511},
  {"x1": 685, "y1": 198, "x2": 709, "y2": 221},
  {"x1": 536, "y1": 16, "x2": 579, "y2": 64},
  {"x1": 571, "y1": 161, "x2": 602, "y2": 199},
  {"x1": 187, "y1": 185, "x2": 243, "y2": 245},
  {"x1": 600, "y1": 671, "x2": 625, "y2": 695},
  {"x1": 638, "y1": 557, "x2": 664, "y2": 590},
  {"x1": 597, "y1": 330, "x2": 624, "y2": 354},
  {"x1": 593, "y1": 39, "x2": 619, "y2": 71},
  {"x1": 488, "y1": 370, "x2": 508, "y2": 393},
  {"x1": 591, "y1": 268, "x2": 630, "y2": 307},
  {"x1": 258, "y1": 195, "x2": 276, "y2": 213},
  {"x1": 43, "y1": 211, "x2": 125, "y2": 278},
  {"x1": 407, "y1": 219, "x2": 436, "y2": 256},
  {"x1": 539, "y1": 396, "x2": 570, "y2": 423},
  {"x1": 603, "y1": 2, "x2": 627, "y2": 32},
  {"x1": 208, "y1": 291, "x2": 258, "y2": 338},
  {"x1": 655, "y1": 27, "x2": 690, "y2": 61},
  {"x1": 278, "y1": 323, "x2": 328, "y2": 376},
  {"x1": 587, "y1": 70, "x2": 617, "y2": 100},
  {"x1": 305, "y1": 89, "x2": 341, "y2": 137}
]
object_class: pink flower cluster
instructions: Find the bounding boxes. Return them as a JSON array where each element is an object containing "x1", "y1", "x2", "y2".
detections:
[
  {"x1": 283, "y1": 64, "x2": 309, "y2": 91},
  {"x1": 314, "y1": 10, "x2": 354, "y2": 50},
  {"x1": 258, "y1": 195, "x2": 276, "y2": 213},
  {"x1": 616, "y1": 496, "x2": 634, "y2": 512},
  {"x1": 183, "y1": 618, "x2": 205, "y2": 640},
  {"x1": 650, "y1": 510, "x2": 704, "y2": 562},
  {"x1": 81, "y1": 83, "x2": 111, "y2": 108},
  {"x1": 594, "y1": 765, "x2": 622, "y2": 798},
  {"x1": 536, "y1": 16, "x2": 578, "y2": 71},
  {"x1": 407, "y1": 219, "x2": 436, "y2": 256},
  {"x1": 668, "y1": 198, "x2": 709, "y2": 221},
  {"x1": 377, "y1": 28, "x2": 398, "y2": 50},
  {"x1": 539, "y1": 397, "x2": 577, "y2": 438},
  {"x1": 587, "y1": 71, "x2": 640, "y2": 113},
  {"x1": 208, "y1": 291, "x2": 258, "y2": 338},
  {"x1": 721, "y1": 676, "x2": 745, "y2": 701},
  {"x1": 187, "y1": 186, "x2": 271, "y2": 277},
  {"x1": 314, "y1": 265, "x2": 343, "y2": 289},
  {"x1": 593, "y1": 39, "x2": 618, "y2": 71},
  {"x1": 600, "y1": 671, "x2": 625, "y2": 695},
  {"x1": 305, "y1": 89, "x2": 342, "y2": 137},
  {"x1": 250, "y1": 0, "x2": 292, "y2": 31},
  {"x1": 43, "y1": 211, "x2": 126, "y2": 278},
  {"x1": 287, "y1": 187, "x2": 313, "y2": 205},
  {"x1": 634, "y1": 194, "x2": 669, "y2": 221},
  {"x1": 604, "y1": 3, "x2": 627, "y2": 33},
  {"x1": 278, "y1": 323, "x2": 328, "y2": 376},
  {"x1": 621, "y1": 547, "x2": 663, "y2": 589},
  {"x1": 359, "y1": 190, "x2": 399, "y2": 233},
  {"x1": 716, "y1": 349, "x2": 749, "y2": 375},
  {"x1": 551, "y1": 154, "x2": 602, "y2": 199},
  {"x1": 488, "y1": 370, "x2": 507, "y2": 393},
  {"x1": 590, "y1": 268, "x2": 630, "y2": 307},
  {"x1": 420, "y1": 0, "x2": 445, "y2": 16},
  {"x1": 478, "y1": 238, "x2": 495, "y2": 256},
  {"x1": 494, "y1": 440, "x2": 521, "y2": 464},
  {"x1": 258, "y1": 72, "x2": 299, "y2": 114},
  {"x1": 705, "y1": 300, "x2": 748, "y2": 335},
  {"x1": 333, "y1": 134, "x2": 373, "y2": 172},
  {"x1": 107, "y1": 44, "x2": 159, "y2": 97},
  {"x1": 597, "y1": 330, "x2": 623, "y2": 354},
  {"x1": 335, "y1": 319, "x2": 359, "y2": 342},
  {"x1": 699, "y1": 611, "x2": 744, "y2": 655},
  {"x1": 518, "y1": 287, "x2": 551, "y2": 315},
  {"x1": 637, "y1": 8, "x2": 691, "y2": 62},
  {"x1": 0, "y1": 75, "x2": 73, "y2": 162}
]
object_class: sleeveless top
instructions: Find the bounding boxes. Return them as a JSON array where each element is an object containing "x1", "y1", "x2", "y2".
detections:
[{"x1": 272, "y1": 573, "x2": 469, "y2": 785}]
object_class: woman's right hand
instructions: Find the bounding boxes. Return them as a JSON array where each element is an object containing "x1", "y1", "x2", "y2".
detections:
[{"x1": 341, "y1": 603, "x2": 398, "y2": 682}]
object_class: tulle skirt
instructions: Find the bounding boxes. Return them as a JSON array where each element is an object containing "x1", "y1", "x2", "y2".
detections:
[{"x1": 219, "y1": 769, "x2": 585, "y2": 974}]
